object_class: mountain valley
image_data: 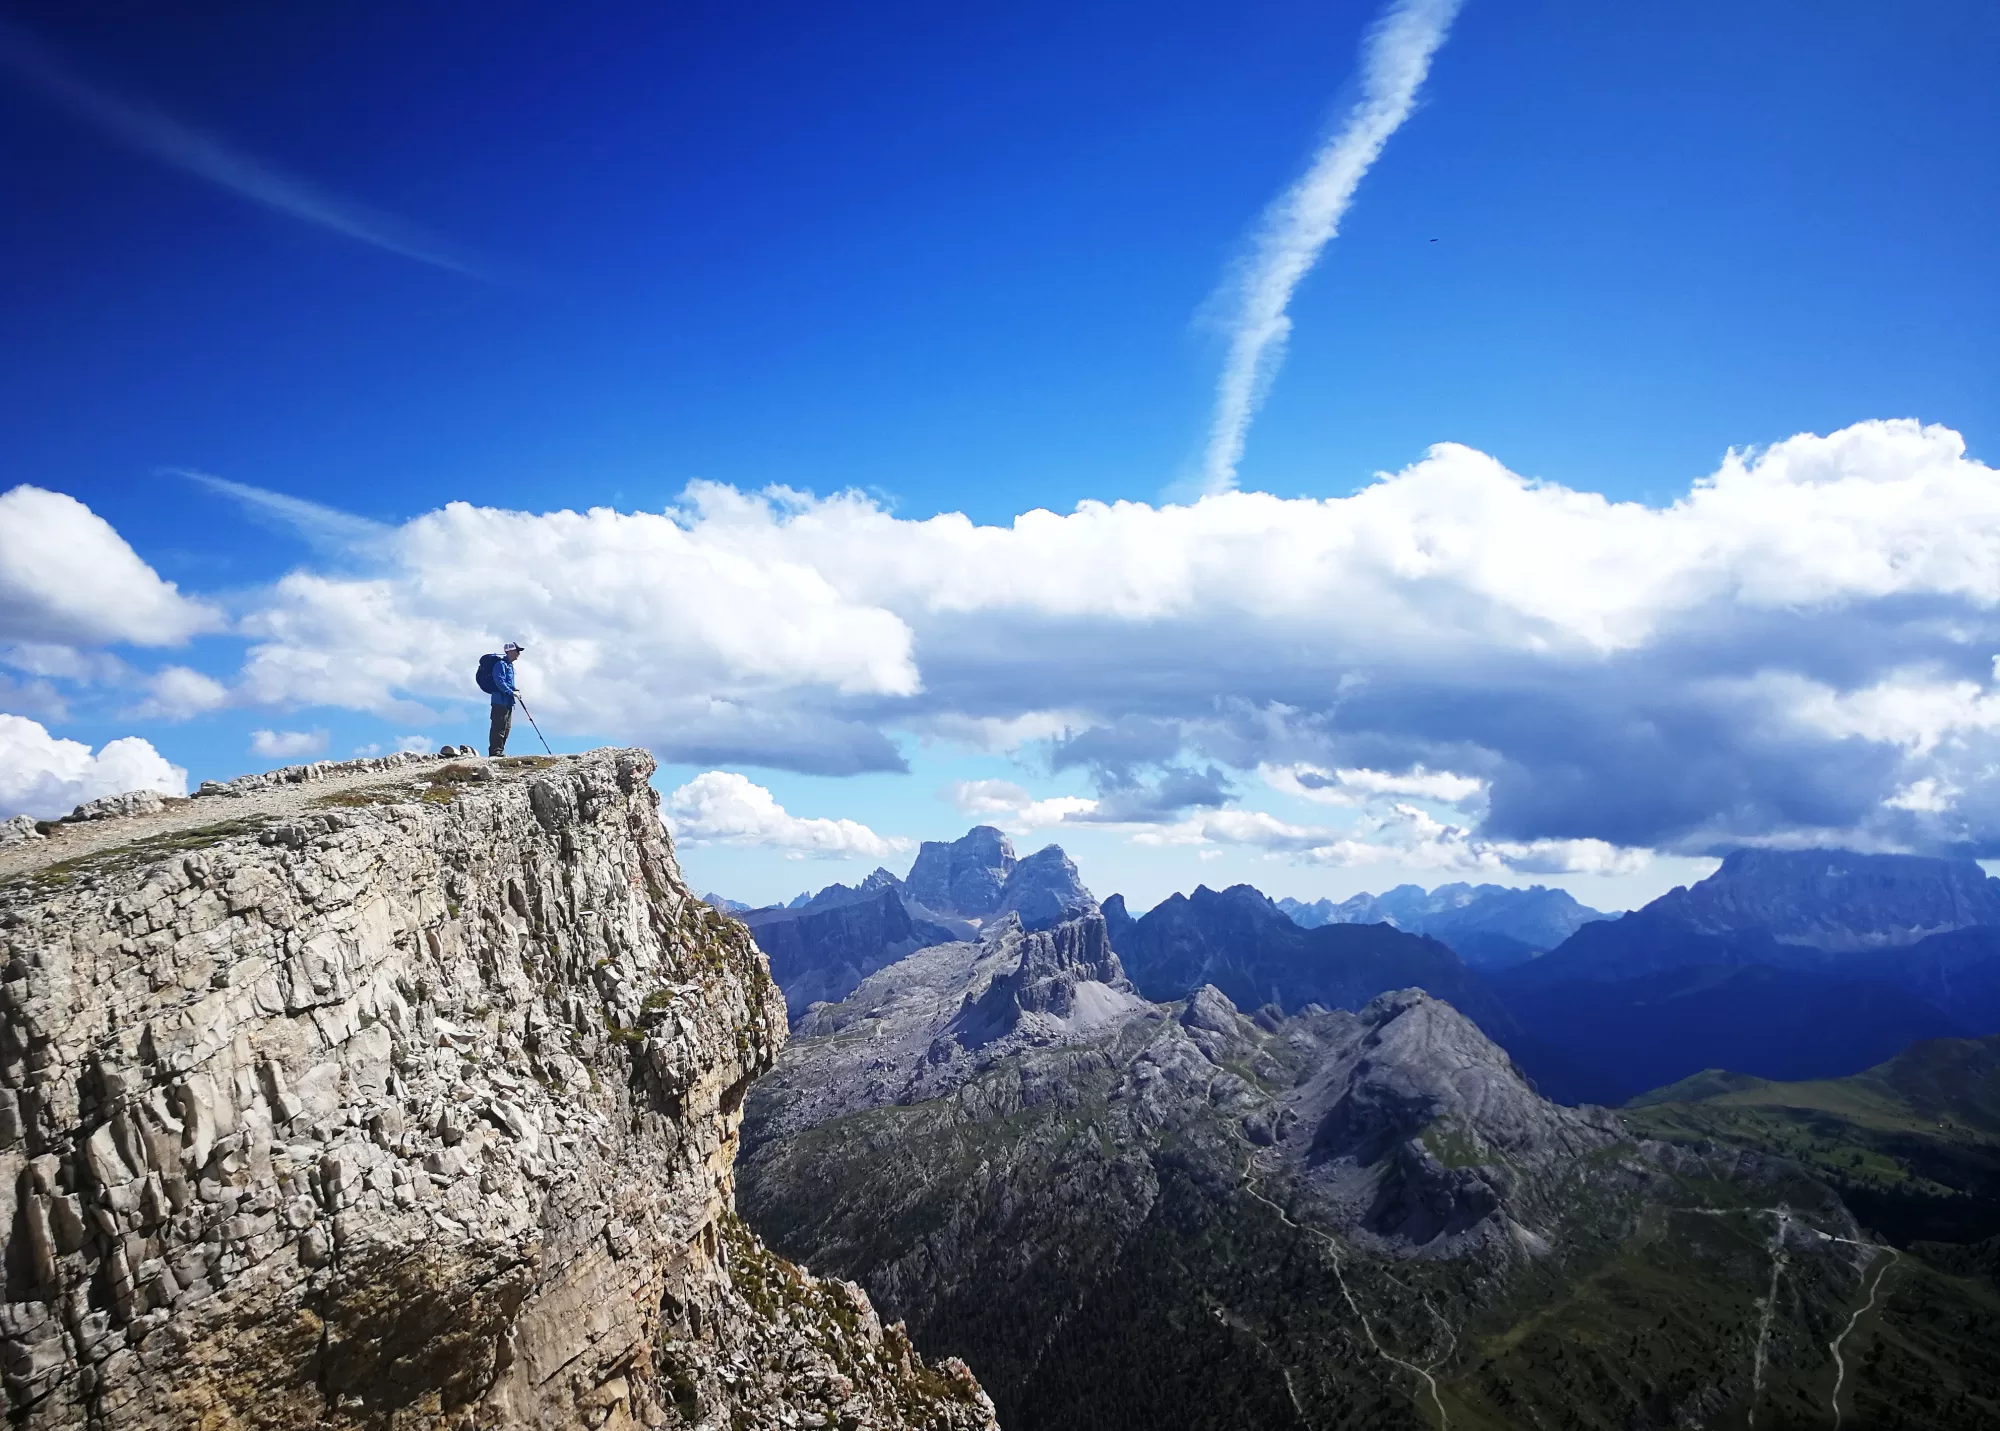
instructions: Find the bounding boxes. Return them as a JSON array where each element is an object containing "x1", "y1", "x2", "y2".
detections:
[
  {"x1": 738, "y1": 908, "x2": 2000, "y2": 1428},
  {"x1": 665, "y1": 835, "x2": 2000, "y2": 1426}
]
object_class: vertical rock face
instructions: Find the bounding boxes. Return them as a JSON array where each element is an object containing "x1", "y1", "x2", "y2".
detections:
[
  {"x1": 0, "y1": 749, "x2": 994, "y2": 1431},
  {"x1": 902, "y1": 829, "x2": 1014, "y2": 919},
  {"x1": 1638, "y1": 847, "x2": 2000, "y2": 951},
  {"x1": 990, "y1": 848, "x2": 1095, "y2": 931}
]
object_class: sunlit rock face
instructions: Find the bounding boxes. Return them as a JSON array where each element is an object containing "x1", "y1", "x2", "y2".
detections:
[
  {"x1": 903, "y1": 826, "x2": 1014, "y2": 919},
  {"x1": 0, "y1": 748, "x2": 994, "y2": 1431}
]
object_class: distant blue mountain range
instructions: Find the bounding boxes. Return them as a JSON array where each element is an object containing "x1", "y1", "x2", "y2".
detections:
[
  {"x1": 1103, "y1": 883, "x2": 1515, "y2": 1038},
  {"x1": 1496, "y1": 849, "x2": 2000, "y2": 1104},
  {"x1": 710, "y1": 840, "x2": 2000, "y2": 1109},
  {"x1": 1277, "y1": 882, "x2": 1609, "y2": 968}
]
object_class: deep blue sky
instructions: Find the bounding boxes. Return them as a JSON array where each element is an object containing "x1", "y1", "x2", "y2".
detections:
[
  {"x1": 8, "y1": 0, "x2": 1993, "y2": 552},
  {"x1": 3, "y1": 0, "x2": 1997, "y2": 906}
]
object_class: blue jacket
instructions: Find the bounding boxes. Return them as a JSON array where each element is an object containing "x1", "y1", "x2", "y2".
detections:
[{"x1": 489, "y1": 656, "x2": 517, "y2": 708}]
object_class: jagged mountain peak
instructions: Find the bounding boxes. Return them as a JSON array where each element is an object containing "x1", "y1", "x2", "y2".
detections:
[
  {"x1": 1650, "y1": 845, "x2": 2000, "y2": 950},
  {"x1": 992, "y1": 843, "x2": 1097, "y2": 928},
  {"x1": 948, "y1": 914, "x2": 1137, "y2": 1047},
  {"x1": 797, "y1": 864, "x2": 904, "y2": 912},
  {"x1": 904, "y1": 825, "x2": 1016, "y2": 916},
  {"x1": 1104, "y1": 878, "x2": 1517, "y2": 1036},
  {"x1": 1264, "y1": 989, "x2": 1622, "y2": 1249}
]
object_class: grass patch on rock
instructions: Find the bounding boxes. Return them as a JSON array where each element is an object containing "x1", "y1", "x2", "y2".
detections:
[{"x1": 6, "y1": 817, "x2": 273, "y2": 888}]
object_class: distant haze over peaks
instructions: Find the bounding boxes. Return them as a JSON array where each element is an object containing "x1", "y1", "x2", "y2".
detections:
[{"x1": 1280, "y1": 881, "x2": 1612, "y2": 969}]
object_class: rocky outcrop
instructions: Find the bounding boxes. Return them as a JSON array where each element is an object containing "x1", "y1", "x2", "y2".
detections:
[
  {"x1": 760, "y1": 916, "x2": 1148, "y2": 1146},
  {"x1": 942, "y1": 916, "x2": 1138, "y2": 1050},
  {"x1": 1, "y1": 817, "x2": 42, "y2": 850},
  {"x1": 990, "y1": 848, "x2": 1095, "y2": 931},
  {"x1": 0, "y1": 749, "x2": 994, "y2": 1430},
  {"x1": 903, "y1": 828, "x2": 1013, "y2": 920}
]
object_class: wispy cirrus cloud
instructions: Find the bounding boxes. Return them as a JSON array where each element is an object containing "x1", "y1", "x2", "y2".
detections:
[
  {"x1": 177, "y1": 470, "x2": 392, "y2": 558},
  {"x1": 0, "y1": 17, "x2": 485, "y2": 279},
  {"x1": 1201, "y1": 0, "x2": 1461, "y2": 493}
]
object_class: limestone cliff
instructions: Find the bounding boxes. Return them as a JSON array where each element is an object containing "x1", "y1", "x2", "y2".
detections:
[{"x1": 0, "y1": 749, "x2": 995, "y2": 1431}]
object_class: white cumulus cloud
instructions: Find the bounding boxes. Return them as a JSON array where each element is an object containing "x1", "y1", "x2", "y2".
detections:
[
  {"x1": 1132, "y1": 808, "x2": 1333, "y2": 851},
  {"x1": 0, "y1": 486, "x2": 220, "y2": 647},
  {"x1": 234, "y1": 496, "x2": 920, "y2": 773},
  {"x1": 1295, "y1": 804, "x2": 1650, "y2": 876},
  {"x1": 132, "y1": 666, "x2": 232, "y2": 720},
  {"x1": 250, "y1": 728, "x2": 329, "y2": 760},
  {"x1": 0, "y1": 713, "x2": 186, "y2": 819},
  {"x1": 663, "y1": 771, "x2": 910, "y2": 860},
  {"x1": 945, "y1": 778, "x2": 1099, "y2": 830},
  {"x1": 29, "y1": 417, "x2": 2000, "y2": 864}
]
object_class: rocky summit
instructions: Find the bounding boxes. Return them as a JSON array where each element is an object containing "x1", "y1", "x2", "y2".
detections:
[
  {"x1": 735, "y1": 827, "x2": 1099, "y2": 1026},
  {"x1": 0, "y1": 749, "x2": 994, "y2": 1431}
]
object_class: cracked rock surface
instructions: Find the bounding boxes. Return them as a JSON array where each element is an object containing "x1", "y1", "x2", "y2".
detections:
[{"x1": 0, "y1": 748, "x2": 995, "y2": 1431}]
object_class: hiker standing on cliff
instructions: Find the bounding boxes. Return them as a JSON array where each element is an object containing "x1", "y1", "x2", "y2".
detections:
[{"x1": 478, "y1": 642, "x2": 525, "y2": 756}]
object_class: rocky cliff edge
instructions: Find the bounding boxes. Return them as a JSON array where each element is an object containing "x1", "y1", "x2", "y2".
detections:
[{"x1": 0, "y1": 748, "x2": 995, "y2": 1431}]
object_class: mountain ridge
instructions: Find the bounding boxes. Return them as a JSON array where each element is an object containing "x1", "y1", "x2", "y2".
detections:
[
  {"x1": 732, "y1": 826, "x2": 1097, "y2": 1024},
  {"x1": 1280, "y1": 881, "x2": 1609, "y2": 969},
  {"x1": 1104, "y1": 881, "x2": 1517, "y2": 1036},
  {"x1": 740, "y1": 908, "x2": 2000, "y2": 1428},
  {"x1": 1497, "y1": 845, "x2": 2000, "y2": 1105}
]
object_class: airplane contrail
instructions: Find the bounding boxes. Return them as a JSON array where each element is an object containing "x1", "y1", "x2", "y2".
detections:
[
  {"x1": 1201, "y1": 0, "x2": 1462, "y2": 495},
  {"x1": 0, "y1": 17, "x2": 484, "y2": 279},
  {"x1": 173, "y1": 470, "x2": 392, "y2": 557}
]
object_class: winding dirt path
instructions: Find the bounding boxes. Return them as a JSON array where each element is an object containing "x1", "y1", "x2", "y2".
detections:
[
  {"x1": 1673, "y1": 1204, "x2": 1902, "y2": 1429},
  {"x1": 1823, "y1": 1236, "x2": 1898, "y2": 1430},
  {"x1": 1241, "y1": 1177, "x2": 1452, "y2": 1430}
]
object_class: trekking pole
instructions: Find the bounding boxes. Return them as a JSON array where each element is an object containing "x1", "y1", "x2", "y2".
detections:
[{"x1": 514, "y1": 696, "x2": 556, "y2": 755}]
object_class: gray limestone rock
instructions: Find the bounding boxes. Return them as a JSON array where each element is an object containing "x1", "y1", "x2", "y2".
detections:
[
  {"x1": 1276, "y1": 989, "x2": 1622, "y2": 1251},
  {"x1": 0, "y1": 816, "x2": 43, "y2": 849},
  {"x1": 992, "y1": 845, "x2": 1096, "y2": 930},
  {"x1": 903, "y1": 827, "x2": 1014, "y2": 919},
  {"x1": 63, "y1": 790, "x2": 170, "y2": 823},
  {"x1": 0, "y1": 748, "x2": 994, "y2": 1431}
]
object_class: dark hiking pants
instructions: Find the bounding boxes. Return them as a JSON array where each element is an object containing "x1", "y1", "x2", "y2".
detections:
[{"x1": 488, "y1": 704, "x2": 513, "y2": 757}]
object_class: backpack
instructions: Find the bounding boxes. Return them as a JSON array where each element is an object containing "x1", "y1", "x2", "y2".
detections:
[{"x1": 475, "y1": 653, "x2": 501, "y2": 694}]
